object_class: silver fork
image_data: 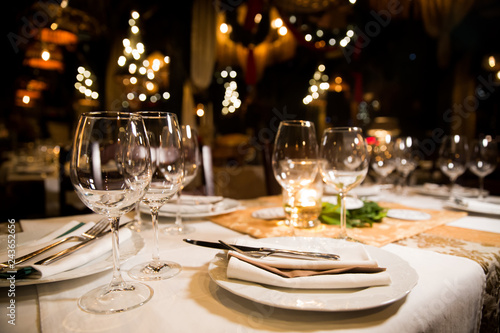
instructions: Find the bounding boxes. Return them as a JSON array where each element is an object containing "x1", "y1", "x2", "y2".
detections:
[
  {"x1": 0, "y1": 218, "x2": 109, "y2": 268},
  {"x1": 218, "y1": 240, "x2": 340, "y2": 261}
]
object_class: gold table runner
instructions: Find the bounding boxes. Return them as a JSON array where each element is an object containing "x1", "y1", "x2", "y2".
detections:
[
  {"x1": 395, "y1": 226, "x2": 500, "y2": 332},
  {"x1": 208, "y1": 197, "x2": 467, "y2": 247}
]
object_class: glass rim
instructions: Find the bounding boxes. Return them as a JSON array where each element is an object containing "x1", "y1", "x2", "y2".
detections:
[
  {"x1": 136, "y1": 111, "x2": 177, "y2": 119},
  {"x1": 80, "y1": 111, "x2": 138, "y2": 119},
  {"x1": 279, "y1": 120, "x2": 315, "y2": 127},
  {"x1": 323, "y1": 126, "x2": 363, "y2": 133}
]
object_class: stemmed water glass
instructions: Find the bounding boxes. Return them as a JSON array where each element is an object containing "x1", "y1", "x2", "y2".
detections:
[
  {"x1": 128, "y1": 111, "x2": 183, "y2": 281},
  {"x1": 468, "y1": 135, "x2": 498, "y2": 199},
  {"x1": 320, "y1": 127, "x2": 369, "y2": 240},
  {"x1": 437, "y1": 135, "x2": 468, "y2": 199},
  {"x1": 394, "y1": 136, "x2": 419, "y2": 193},
  {"x1": 369, "y1": 134, "x2": 396, "y2": 185},
  {"x1": 70, "y1": 111, "x2": 153, "y2": 314},
  {"x1": 164, "y1": 125, "x2": 201, "y2": 235},
  {"x1": 272, "y1": 120, "x2": 319, "y2": 228}
]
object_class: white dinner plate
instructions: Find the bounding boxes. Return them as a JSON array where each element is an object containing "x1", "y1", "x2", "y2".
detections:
[
  {"x1": 386, "y1": 209, "x2": 432, "y2": 221},
  {"x1": 251, "y1": 207, "x2": 285, "y2": 220},
  {"x1": 322, "y1": 195, "x2": 364, "y2": 209},
  {"x1": 324, "y1": 185, "x2": 389, "y2": 197},
  {"x1": 413, "y1": 184, "x2": 486, "y2": 198},
  {"x1": 0, "y1": 230, "x2": 144, "y2": 287},
  {"x1": 208, "y1": 237, "x2": 418, "y2": 311},
  {"x1": 140, "y1": 197, "x2": 241, "y2": 219}
]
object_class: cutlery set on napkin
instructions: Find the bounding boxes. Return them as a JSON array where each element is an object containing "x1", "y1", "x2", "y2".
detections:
[
  {"x1": 449, "y1": 197, "x2": 500, "y2": 215},
  {"x1": 185, "y1": 238, "x2": 392, "y2": 290},
  {"x1": 0, "y1": 220, "x2": 132, "y2": 279}
]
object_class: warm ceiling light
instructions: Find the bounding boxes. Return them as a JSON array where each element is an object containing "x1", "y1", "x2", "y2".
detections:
[
  {"x1": 272, "y1": 18, "x2": 283, "y2": 29},
  {"x1": 40, "y1": 28, "x2": 78, "y2": 45},
  {"x1": 41, "y1": 50, "x2": 50, "y2": 61},
  {"x1": 489, "y1": 56, "x2": 496, "y2": 68},
  {"x1": 220, "y1": 23, "x2": 229, "y2": 34},
  {"x1": 278, "y1": 26, "x2": 287, "y2": 36}
]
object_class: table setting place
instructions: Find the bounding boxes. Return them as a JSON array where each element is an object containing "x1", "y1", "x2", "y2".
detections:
[
  {"x1": 0, "y1": 218, "x2": 139, "y2": 284},
  {"x1": 0, "y1": 115, "x2": 496, "y2": 333}
]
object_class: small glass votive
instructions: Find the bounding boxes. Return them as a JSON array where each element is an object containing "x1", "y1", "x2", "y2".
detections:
[{"x1": 283, "y1": 178, "x2": 323, "y2": 228}]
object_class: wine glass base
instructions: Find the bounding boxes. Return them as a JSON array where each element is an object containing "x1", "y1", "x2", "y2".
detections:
[
  {"x1": 164, "y1": 225, "x2": 195, "y2": 235},
  {"x1": 333, "y1": 235, "x2": 364, "y2": 243},
  {"x1": 78, "y1": 282, "x2": 153, "y2": 314},
  {"x1": 128, "y1": 260, "x2": 182, "y2": 281}
]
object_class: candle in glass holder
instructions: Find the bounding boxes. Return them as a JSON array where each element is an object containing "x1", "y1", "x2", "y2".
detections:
[{"x1": 283, "y1": 177, "x2": 323, "y2": 228}]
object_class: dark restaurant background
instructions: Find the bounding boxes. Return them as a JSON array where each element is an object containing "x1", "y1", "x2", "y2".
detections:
[{"x1": 1, "y1": 0, "x2": 500, "y2": 219}]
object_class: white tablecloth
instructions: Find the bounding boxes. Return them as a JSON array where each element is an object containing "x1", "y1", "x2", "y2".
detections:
[{"x1": 1, "y1": 192, "x2": 497, "y2": 333}]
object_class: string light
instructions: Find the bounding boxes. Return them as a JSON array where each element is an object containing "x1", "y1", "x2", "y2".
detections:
[
  {"x1": 303, "y1": 64, "x2": 330, "y2": 105},
  {"x1": 74, "y1": 66, "x2": 99, "y2": 100},
  {"x1": 117, "y1": 10, "x2": 171, "y2": 107},
  {"x1": 218, "y1": 66, "x2": 241, "y2": 115}
]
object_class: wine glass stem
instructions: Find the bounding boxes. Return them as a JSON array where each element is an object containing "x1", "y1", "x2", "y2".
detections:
[
  {"x1": 175, "y1": 191, "x2": 183, "y2": 229},
  {"x1": 339, "y1": 192, "x2": 347, "y2": 239},
  {"x1": 150, "y1": 207, "x2": 161, "y2": 262},
  {"x1": 449, "y1": 177, "x2": 457, "y2": 200},
  {"x1": 479, "y1": 176, "x2": 485, "y2": 199},
  {"x1": 401, "y1": 174, "x2": 409, "y2": 194},
  {"x1": 108, "y1": 217, "x2": 127, "y2": 290}
]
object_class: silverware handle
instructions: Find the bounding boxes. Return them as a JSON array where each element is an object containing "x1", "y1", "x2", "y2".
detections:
[
  {"x1": 35, "y1": 239, "x2": 93, "y2": 265},
  {"x1": 35, "y1": 221, "x2": 134, "y2": 266},
  {"x1": 261, "y1": 248, "x2": 340, "y2": 260},
  {"x1": 1, "y1": 236, "x2": 79, "y2": 267}
]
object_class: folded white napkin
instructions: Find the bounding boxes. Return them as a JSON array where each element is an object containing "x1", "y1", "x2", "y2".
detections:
[
  {"x1": 455, "y1": 198, "x2": 500, "y2": 215},
  {"x1": 160, "y1": 195, "x2": 226, "y2": 214},
  {"x1": 226, "y1": 240, "x2": 391, "y2": 289},
  {"x1": 23, "y1": 220, "x2": 86, "y2": 248},
  {"x1": 1, "y1": 221, "x2": 132, "y2": 279},
  {"x1": 176, "y1": 195, "x2": 224, "y2": 205}
]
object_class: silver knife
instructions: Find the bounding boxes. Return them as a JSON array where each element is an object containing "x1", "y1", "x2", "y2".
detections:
[
  {"x1": 183, "y1": 239, "x2": 340, "y2": 260},
  {"x1": 35, "y1": 220, "x2": 135, "y2": 265}
]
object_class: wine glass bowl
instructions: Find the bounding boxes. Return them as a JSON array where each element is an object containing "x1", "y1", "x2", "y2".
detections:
[
  {"x1": 320, "y1": 127, "x2": 369, "y2": 240},
  {"x1": 437, "y1": 135, "x2": 468, "y2": 199},
  {"x1": 128, "y1": 111, "x2": 183, "y2": 281},
  {"x1": 469, "y1": 135, "x2": 498, "y2": 199},
  {"x1": 272, "y1": 120, "x2": 319, "y2": 228},
  {"x1": 369, "y1": 135, "x2": 396, "y2": 184},
  {"x1": 394, "y1": 136, "x2": 419, "y2": 193},
  {"x1": 164, "y1": 125, "x2": 201, "y2": 235},
  {"x1": 70, "y1": 111, "x2": 153, "y2": 314}
]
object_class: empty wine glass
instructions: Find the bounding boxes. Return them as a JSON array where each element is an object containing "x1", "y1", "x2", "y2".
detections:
[
  {"x1": 394, "y1": 136, "x2": 419, "y2": 194},
  {"x1": 272, "y1": 120, "x2": 319, "y2": 228},
  {"x1": 128, "y1": 111, "x2": 183, "y2": 281},
  {"x1": 369, "y1": 134, "x2": 396, "y2": 185},
  {"x1": 70, "y1": 111, "x2": 153, "y2": 314},
  {"x1": 164, "y1": 125, "x2": 201, "y2": 235},
  {"x1": 469, "y1": 135, "x2": 498, "y2": 199},
  {"x1": 320, "y1": 127, "x2": 369, "y2": 240},
  {"x1": 437, "y1": 135, "x2": 468, "y2": 199}
]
